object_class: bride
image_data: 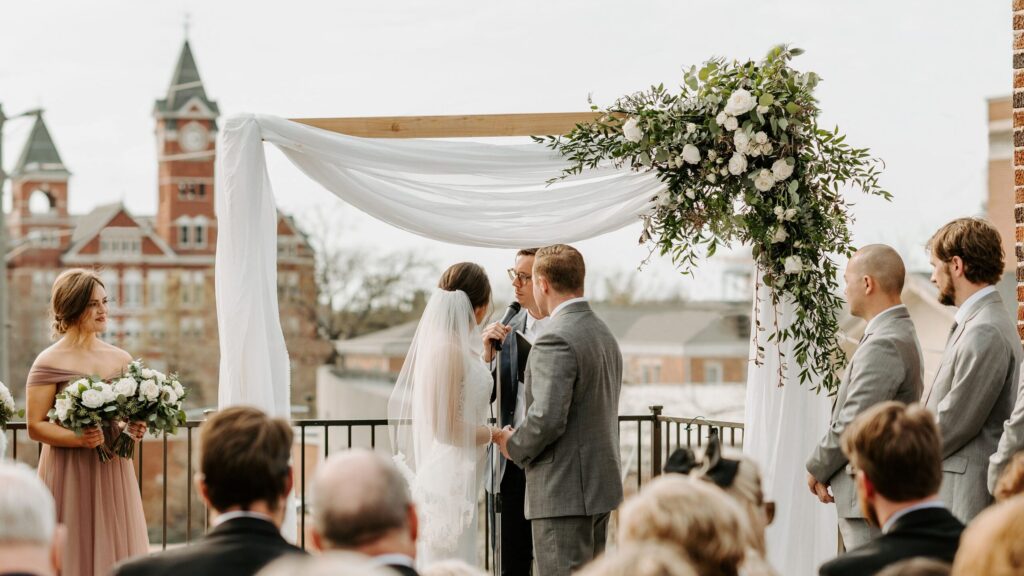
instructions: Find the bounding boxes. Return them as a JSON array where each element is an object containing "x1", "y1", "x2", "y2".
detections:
[{"x1": 389, "y1": 262, "x2": 495, "y2": 567}]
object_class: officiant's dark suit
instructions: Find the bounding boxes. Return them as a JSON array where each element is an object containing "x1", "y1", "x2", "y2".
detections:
[{"x1": 489, "y1": 307, "x2": 534, "y2": 576}]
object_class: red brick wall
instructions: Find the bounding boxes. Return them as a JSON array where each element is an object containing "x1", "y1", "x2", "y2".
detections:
[{"x1": 1016, "y1": 0, "x2": 1024, "y2": 342}]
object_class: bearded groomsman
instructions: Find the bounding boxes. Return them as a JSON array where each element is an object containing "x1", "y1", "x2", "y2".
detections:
[
  {"x1": 806, "y1": 244, "x2": 923, "y2": 550},
  {"x1": 924, "y1": 218, "x2": 1023, "y2": 523}
]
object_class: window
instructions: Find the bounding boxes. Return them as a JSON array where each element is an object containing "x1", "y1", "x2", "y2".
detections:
[
  {"x1": 147, "y1": 270, "x2": 167, "y2": 308},
  {"x1": 180, "y1": 271, "x2": 205, "y2": 307},
  {"x1": 641, "y1": 363, "x2": 662, "y2": 385},
  {"x1": 179, "y1": 317, "x2": 204, "y2": 339},
  {"x1": 278, "y1": 271, "x2": 300, "y2": 302},
  {"x1": 148, "y1": 319, "x2": 166, "y2": 342},
  {"x1": 122, "y1": 269, "x2": 143, "y2": 309},
  {"x1": 101, "y1": 318, "x2": 121, "y2": 343},
  {"x1": 704, "y1": 362, "x2": 724, "y2": 384},
  {"x1": 179, "y1": 225, "x2": 190, "y2": 246},
  {"x1": 278, "y1": 237, "x2": 299, "y2": 258},
  {"x1": 123, "y1": 318, "x2": 143, "y2": 345},
  {"x1": 29, "y1": 228, "x2": 62, "y2": 249},
  {"x1": 194, "y1": 223, "x2": 206, "y2": 247},
  {"x1": 100, "y1": 270, "x2": 119, "y2": 306},
  {"x1": 99, "y1": 229, "x2": 142, "y2": 257},
  {"x1": 28, "y1": 190, "x2": 56, "y2": 215}
]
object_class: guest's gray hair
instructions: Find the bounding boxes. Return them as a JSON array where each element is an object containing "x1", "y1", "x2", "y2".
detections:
[
  {"x1": 0, "y1": 462, "x2": 55, "y2": 545},
  {"x1": 257, "y1": 552, "x2": 394, "y2": 576},
  {"x1": 311, "y1": 449, "x2": 411, "y2": 548}
]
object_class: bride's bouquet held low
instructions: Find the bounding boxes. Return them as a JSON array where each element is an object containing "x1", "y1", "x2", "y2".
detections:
[
  {"x1": 47, "y1": 376, "x2": 120, "y2": 462},
  {"x1": 0, "y1": 380, "x2": 23, "y2": 430},
  {"x1": 110, "y1": 360, "x2": 188, "y2": 459}
]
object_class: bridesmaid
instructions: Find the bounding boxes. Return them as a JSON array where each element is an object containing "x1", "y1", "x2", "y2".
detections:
[{"x1": 25, "y1": 269, "x2": 149, "y2": 576}]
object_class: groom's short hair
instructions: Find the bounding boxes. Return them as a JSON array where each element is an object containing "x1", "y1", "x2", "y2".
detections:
[
  {"x1": 841, "y1": 402, "x2": 941, "y2": 502},
  {"x1": 535, "y1": 244, "x2": 585, "y2": 294}
]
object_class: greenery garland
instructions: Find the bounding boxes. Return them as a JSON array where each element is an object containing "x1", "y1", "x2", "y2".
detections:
[{"x1": 537, "y1": 46, "x2": 889, "y2": 393}]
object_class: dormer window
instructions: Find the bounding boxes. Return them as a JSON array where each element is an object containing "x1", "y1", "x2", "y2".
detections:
[
  {"x1": 176, "y1": 215, "x2": 209, "y2": 249},
  {"x1": 99, "y1": 228, "x2": 142, "y2": 257}
]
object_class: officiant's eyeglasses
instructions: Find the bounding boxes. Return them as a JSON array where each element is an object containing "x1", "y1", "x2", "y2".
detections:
[{"x1": 507, "y1": 269, "x2": 532, "y2": 284}]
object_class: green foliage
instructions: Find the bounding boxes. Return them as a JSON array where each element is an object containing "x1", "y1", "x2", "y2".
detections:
[{"x1": 535, "y1": 46, "x2": 889, "y2": 393}]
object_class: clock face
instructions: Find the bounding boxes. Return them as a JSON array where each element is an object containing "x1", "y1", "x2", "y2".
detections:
[{"x1": 180, "y1": 123, "x2": 208, "y2": 152}]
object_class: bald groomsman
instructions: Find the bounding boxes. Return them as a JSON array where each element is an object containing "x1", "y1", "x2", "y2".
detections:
[{"x1": 806, "y1": 244, "x2": 924, "y2": 550}]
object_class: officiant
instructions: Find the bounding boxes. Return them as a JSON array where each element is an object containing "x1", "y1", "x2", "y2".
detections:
[{"x1": 482, "y1": 248, "x2": 549, "y2": 576}]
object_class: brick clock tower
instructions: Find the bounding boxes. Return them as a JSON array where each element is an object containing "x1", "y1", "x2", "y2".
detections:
[{"x1": 153, "y1": 40, "x2": 218, "y2": 254}]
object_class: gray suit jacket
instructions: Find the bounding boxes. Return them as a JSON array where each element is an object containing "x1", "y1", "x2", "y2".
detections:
[
  {"x1": 992, "y1": 361, "x2": 1024, "y2": 492},
  {"x1": 806, "y1": 306, "x2": 923, "y2": 518},
  {"x1": 925, "y1": 290, "x2": 1023, "y2": 522},
  {"x1": 506, "y1": 300, "x2": 624, "y2": 520}
]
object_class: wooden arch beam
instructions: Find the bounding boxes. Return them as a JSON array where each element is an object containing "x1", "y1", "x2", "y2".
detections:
[{"x1": 288, "y1": 112, "x2": 601, "y2": 139}]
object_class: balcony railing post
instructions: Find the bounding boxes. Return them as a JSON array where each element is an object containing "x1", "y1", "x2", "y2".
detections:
[{"x1": 649, "y1": 405, "x2": 663, "y2": 479}]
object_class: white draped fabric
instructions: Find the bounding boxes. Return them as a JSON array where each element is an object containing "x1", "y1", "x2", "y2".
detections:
[
  {"x1": 744, "y1": 281, "x2": 838, "y2": 576},
  {"x1": 215, "y1": 114, "x2": 836, "y2": 569}
]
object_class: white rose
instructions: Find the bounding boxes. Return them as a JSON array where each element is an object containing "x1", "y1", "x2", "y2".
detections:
[
  {"x1": 733, "y1": 131, "x2": 750, "y2": 154},
  {"x1": 724, "y1": 88, "x2": 757, "y2": 116},
  {"x1": 622, "y1": 117, "x2": 643, "y2": 143},
  {"x1": 162, "y1": 386, "x2": 178, "y2": 405},
  {"x1": 81, "y1": 389, "x2": 105, "y2": 409},
  {"x1": 756, "y1": 105, "x2": 769, "y2": 115},
  {"x1": 685, "y1": 123, "x2": 697, "y2": 134},
  {"x1": 753, "y1": 169, "x2": 776, "y2": 192},
  {"x1": 772, "y1": 158, "x2": 795, "y2": 181},
  {"x1": 140, "y1": 368, "x2": 155, "y2": 379},
  {"x1": 772, "y1": 227, "x2": 789, "y2": 244},
  {"x1": 140, "y1": 380, "x2": 160, "y2": 402},
  {"x1": 172, "y1": 382, "x2": 185, "y2": 398},
  {"x1": 685, "y1": 189, "x2": 696, "y2": 200},
  {"x1": 761, "y1": 142, "x2": 774, "y2": 156},
  {"x1": 114, "y1": 377, "x2": 137, "y2": 398},
  {"x1": 154, "y1": 371, "x2": 167, "y2": 383},
  {"x1": 707, "y1": 150, "x2": 718, "y2": 161},
  {"x1": 784, "y1": 255, "x2": 803, "y2": 275},
  {"x1": 706, "y1": 173, "x2": 717, "y2": 183},
  {"x1": 681, "y1": 144, "x2": 701, "y2": 164},
  {"x1": 723, "y1": 116, "x2": 739, "y2": 131},
  {"x1": 55, "y1": 398, "x2": 70, "y2": 421},
  {"x1": 68, "y1": 379, "x2": 88, "y2": 397},
  {"x1": 774, "y1": 206, "x2": 786, "y2": 220},
  {"x1": 96, "y1": 383, "x2": 116, "y2": 404},
  {"x1": 784, "y1": 208, "x2": 799, "y2": 221},
  {"x1": 720, "y1": 167, "x2": 728, "y2": 176},
  {"x1": 748, "y1": 146, "x2": 762, "y2": 158},
  {"x1": 728, "y1": 153, "x2": 748, "y2": 176},
  {"x1": 754, "y1": 131, "x2": 769, "y2": 145},
  {"x1": 715, "y1": 111, "x2": 727, "y2": 126}
]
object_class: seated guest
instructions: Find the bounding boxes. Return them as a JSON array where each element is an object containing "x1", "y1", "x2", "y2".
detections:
[
  {"x1": 876, "y1": 558, "x2": 951, "y2": 576},
  {"x1": 819, "y1": 402, "x2": 964, "y2": 576},
  {"x1": 950, "y1": 495, "x2": 1024, "y2": 576},
  {"x1": 0, "y1": 462, "x2": 62, "y2": 576},
  {"x1": 576, "y1": 543, "x2": 698, "y2": 576},
  {"x1": 421, "y1": 559, "x2": 487, "y2": 576},
  {"x1": 310, "y1": 449, "x2": 419, "y2": 576},
  {"x1": 618, "y1": 474, "x2": 748, "y2": 576},
  {"x1": 993, "y1": 451, "x2": 1024, "y2": 502},
  {"x1": 258, "y1": 552, "x2": 394, "y2": 576},
  {"x1": 113, "y1": 406, "x2": 304, "y2": 576}
]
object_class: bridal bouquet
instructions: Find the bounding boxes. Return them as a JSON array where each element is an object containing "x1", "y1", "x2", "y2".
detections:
[
  {"x1": 111, "y1": 360, "x2": 188, "y2": 458},
  {"x1": 0, "y1": 380, "x2": 23, "y2": 430},
  {"x1": 47, "y1": 376, "x2": 119, "y2": 462}
]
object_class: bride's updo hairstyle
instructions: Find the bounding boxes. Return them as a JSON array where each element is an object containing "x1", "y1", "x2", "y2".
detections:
[
  {"x1": 438, "y1": 262, "x2": 491, "y2": 311},
  {"x1": 50, "y1": 268, "x2": 105, "y2": 338}
]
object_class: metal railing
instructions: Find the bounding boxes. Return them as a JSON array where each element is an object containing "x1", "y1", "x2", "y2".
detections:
[{"x1": 2, "y1": 408, "x2": 743, "y2": 563}]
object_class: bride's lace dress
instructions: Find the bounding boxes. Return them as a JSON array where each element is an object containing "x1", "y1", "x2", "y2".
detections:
[{"x1": 388, "y1": 289, "x2": 492, "y2": 568}]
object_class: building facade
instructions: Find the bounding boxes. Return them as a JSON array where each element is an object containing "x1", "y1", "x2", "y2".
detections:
[{"x1": 4, "y1": 40, "x2": 330, "y2": 408}]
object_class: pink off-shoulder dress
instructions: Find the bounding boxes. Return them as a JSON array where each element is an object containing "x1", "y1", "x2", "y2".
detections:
[{"x1": 28, "y1": 365, "x2": 149, "y2": 576}]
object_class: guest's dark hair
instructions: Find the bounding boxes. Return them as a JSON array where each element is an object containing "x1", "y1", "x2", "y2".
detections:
[
  {"x1": 200, "y1": 406, "x2": 293, "y2": 512},
  {"x1": 516, "y1": 248, "x2": 539, "y2": 258},
  {"x1": 841, "y1": 402, "x2": 942, "y2": 502},
  {"x1": 438, "y1": 262, "x2": 491, "y2": 311},
  {"x1": 50, "y1": 268, "x2": 105, "y2": 338},
  {"x1": 927, "y1": 218, "x2": 1003, "y2": 285},
  {"x1": 876, "y1": 557, "x2": 951, "y2": 576}
]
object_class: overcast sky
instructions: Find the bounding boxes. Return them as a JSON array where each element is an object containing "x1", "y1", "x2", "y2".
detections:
[{"x1": 0, "y1": 0, "x2": 1010, "y2": 302}]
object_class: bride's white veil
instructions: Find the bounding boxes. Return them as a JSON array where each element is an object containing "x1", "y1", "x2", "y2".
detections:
[{"x1": 388, "y1": 287, "x2": 484, "y2": 553}]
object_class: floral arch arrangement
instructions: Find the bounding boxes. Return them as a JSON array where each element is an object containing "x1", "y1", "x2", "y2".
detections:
[{"x1": 539, "y1": 46, "x2": 889, "y2": 393}]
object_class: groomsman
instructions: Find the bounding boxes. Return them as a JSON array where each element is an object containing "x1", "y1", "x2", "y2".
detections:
[
  {"x1": 924, "y1": 218, "x2": 1023, "y2": 523},
  {"x1": 806, "y1": 244, "x2": 923, "y2": 550},
  {"x1": 482, "y1": 248, "x2": 549, "y2": 576}
]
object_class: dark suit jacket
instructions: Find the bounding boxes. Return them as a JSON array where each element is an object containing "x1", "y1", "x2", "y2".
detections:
[
  {"x1": 385, "y1": 563, "x2": 419, "y2": 576},
  {"x1": 111, "y1": 517, "x2": 305, "y2": 576},
  {"x1": 490, "y1": 309, "x2": 528, "y2": 428},
  {"x1": 818, "y1": 507, "x2": 964, "y2": 576}
]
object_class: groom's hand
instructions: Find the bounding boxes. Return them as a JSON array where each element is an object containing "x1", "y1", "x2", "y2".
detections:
[{"x1": 495, "y1": 425, "x2": 515, "y2": 460}]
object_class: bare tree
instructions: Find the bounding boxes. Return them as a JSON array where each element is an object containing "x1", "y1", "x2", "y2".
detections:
[{"x1": 299, "y1": 209, "x2": 435, "y2": 352}]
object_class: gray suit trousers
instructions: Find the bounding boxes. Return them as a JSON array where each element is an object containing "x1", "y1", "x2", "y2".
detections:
[
  {"x1": 531, "y1": 513, "x2": 609, "y2": 576},
  {"x1": 838, "y1": 517, "x2": 880, "y2": 552}
]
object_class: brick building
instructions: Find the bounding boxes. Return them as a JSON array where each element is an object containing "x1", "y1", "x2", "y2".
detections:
[{"x1": 4, "y1": 39, "x2": 330, "y2": 408}]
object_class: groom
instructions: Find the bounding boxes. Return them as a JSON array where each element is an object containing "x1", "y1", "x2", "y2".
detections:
[{"x1": 494, "y1": 244, "x2": 623, "y2": 576}]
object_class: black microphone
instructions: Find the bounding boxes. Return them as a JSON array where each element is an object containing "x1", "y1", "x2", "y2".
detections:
[{"x1": 491, "y1": 302, "x2": 522, "y2": 351}]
